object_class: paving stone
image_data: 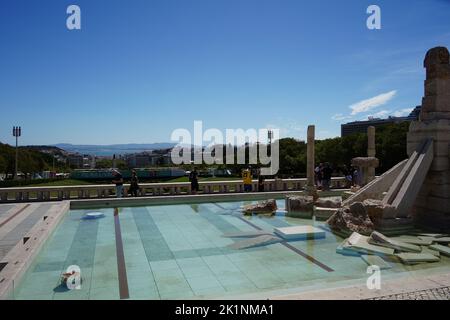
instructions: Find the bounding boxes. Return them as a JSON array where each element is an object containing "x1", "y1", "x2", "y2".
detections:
[{"x1": 369, "y1": 286, "x2": 450, "y2": 300}]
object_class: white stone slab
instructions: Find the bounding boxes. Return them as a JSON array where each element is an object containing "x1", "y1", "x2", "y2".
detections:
[
  {"x1": 395, "y1": 252, "x2": 440, "y2": 264},
  {"x1": 421, "y1": 246, "x2": 440, "y2": 257},
  {"x1": 346, "y1": 232, "x2": 395, "y2": 256},
  {"x1": 429, "y1": 244, "x2": 450, "y2": 257},
  {"x1": 393, "y1": 236, "x2": 433, "y2": 246},
  {"x1": 274, "y1": 225, "x2": 325, "y2": 240},
  {"x1": 360, "y1": 255, "x2": 392, "y2": 270}
]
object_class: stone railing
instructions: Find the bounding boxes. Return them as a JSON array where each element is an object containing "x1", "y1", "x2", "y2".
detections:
[{"x1": 0, "y1": 177, "x2": 348, "y2": 203}]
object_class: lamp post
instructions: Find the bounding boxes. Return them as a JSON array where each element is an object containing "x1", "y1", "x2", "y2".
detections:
[
  {"x1": 268, "y1": 130, "x2": 273, "y2": 156},
  {"x1": 12, "y1": 126, "x2": 21, "y2": 180}
]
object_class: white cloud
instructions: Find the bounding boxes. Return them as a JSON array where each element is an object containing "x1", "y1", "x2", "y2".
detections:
[
  {"x1": 392, "y1": 108, "x2": 413, "y2": 117},
  {"x1": 331, "y1": 113, "x2": 353, "y2": 121},
  {"x1": 366, "y1": 110, "x2": 391, "y2": 119},
  {"x1": 349, "y1": 90, "x2": 397, "y2": 115}
]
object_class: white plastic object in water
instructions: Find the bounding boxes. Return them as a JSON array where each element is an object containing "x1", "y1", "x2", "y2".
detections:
[{"x1": 84, "y1": 212, "x2": 105, "y2": 219}]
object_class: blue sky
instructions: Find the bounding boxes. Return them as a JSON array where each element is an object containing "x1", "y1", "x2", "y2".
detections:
[{"x1": 0, "y1": 0, "x2": 449, "y2": 145}]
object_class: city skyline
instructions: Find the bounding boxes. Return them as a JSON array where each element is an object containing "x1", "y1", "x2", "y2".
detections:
[{"x1": 1, "y1": 0, "x2": 450, "y2": 145}]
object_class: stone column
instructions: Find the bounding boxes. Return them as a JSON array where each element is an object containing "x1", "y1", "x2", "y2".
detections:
[
  {"x1": 306, "y1": 125, "x2": 317, "y2": 197},
  {"x1": 367, "y1": 126, "x2": 376, "y2": 182},
  {"x1": 407, "y1": 46, "x2": 450, "y2": 231}
]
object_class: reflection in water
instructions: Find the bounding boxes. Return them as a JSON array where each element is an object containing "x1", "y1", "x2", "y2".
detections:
[{"x1": 190, "y1": 204, "x2": 199, "y2": 213}]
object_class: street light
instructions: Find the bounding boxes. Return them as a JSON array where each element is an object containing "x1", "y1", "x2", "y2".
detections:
[
  {"x1": 268, "y1": 130, "x2": 273, "y2": 145},
  {"x1": 12, "y1": 126, "x2": 21, "y2": 180}
]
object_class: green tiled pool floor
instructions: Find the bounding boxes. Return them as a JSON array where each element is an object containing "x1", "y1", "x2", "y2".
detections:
[{"x1": 12, "y1": 200, "x2": 450, "y2": 300}]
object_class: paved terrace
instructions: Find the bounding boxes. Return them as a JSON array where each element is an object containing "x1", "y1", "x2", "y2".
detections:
[{"x1": 0, "y1": 182, "x2": 448, "y2": 300}]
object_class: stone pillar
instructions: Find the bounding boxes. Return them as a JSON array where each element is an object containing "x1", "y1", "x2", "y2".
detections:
[
  {"x1": 407, "y1": 46, "x2": 450, "y2": 231},
  {"x1": 306, "y1": 125, "x2": 317, "y2": 197},
  {"x1": 367, "y1": 126, "x2": 376, "y2": 182}
]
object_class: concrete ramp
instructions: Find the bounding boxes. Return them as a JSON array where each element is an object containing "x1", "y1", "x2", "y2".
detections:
[{"x1": 382, "y1": 139, "x2": 434, "y2": 218}]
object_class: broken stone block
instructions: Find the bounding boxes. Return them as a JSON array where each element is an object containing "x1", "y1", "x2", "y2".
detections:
[
  {"x1": 392, "y1": 236, "x2": 433, "y2": 246},
  {"x1": 362, "y1": 199, "x2": 396, "y2": 220},
  {"x1": 369, "y1": 231, "x2": 421, "y2": 253},
  {"x1": 336, "y1": 240, "x2": 362, "y2": 256},
  {"x1": 314, "y1": 207, "x2": 338, "y2": 221},
  {"x1": 326, "y1": 203, "x2": 374, "y2": 236},
  {"x1": 417, "y1": 233, "x2": 448, "y2": 238},
  {"x1": 432, "y1": 237, "x2": 450, "y2": 244},
  {"x1": 395, "y1": 252, "x2": 440, "y2": 264},
  {"x1": 429, "y1": 244, "x2": 450, "y2": 256},
  {"x1": 315, "y1": 197, "x2": 342, "y2": 208},
  {"x1": 285, "y1": 195, "x2": 314, "y2": 211},
  {"x1": 274, "y1": 225, "x2": 325, "y2": 240},
  {"x1": 242, "y1": 199, "x2": 277, "y2": 215},
  {"x1": 360, "y1": 255, "x2": 392, "y2": 270},
  {"x1": 421, "y1": 246, "x2": 440, "y2": 257},
  {"x1": 345, "y1": 232, "x2": 395, "y2": 256}
]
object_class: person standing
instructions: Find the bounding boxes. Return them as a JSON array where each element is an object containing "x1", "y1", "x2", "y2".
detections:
[
  {"x1": 242, "y1": 167, "x2": 253, "y2": 192},
  {"x1": 128, "y1": 170, "x2": 140, "y2": 197},
  {"x1": 257, "y1": 168, "x2": 265, "y2": 192},
  {"x1": 112, "y1": 169, "x2": 124, "y2": 198},
  {"x1": 315, "y1": 163, "x2": 323, "y2": 189},
  {"x1": 189, "y1": 167, "x2": 199, "y2": 194},
  {"x1": 322, "y1": 163, "x2": 333, "y2": 191},
  {"x1": 342, "y1": 165, "x2": 353, "y2": 188}
]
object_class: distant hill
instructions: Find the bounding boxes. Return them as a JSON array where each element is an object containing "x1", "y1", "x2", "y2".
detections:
[{"x1": 52, "y1": 143, "x2": 176, "y2": 156}]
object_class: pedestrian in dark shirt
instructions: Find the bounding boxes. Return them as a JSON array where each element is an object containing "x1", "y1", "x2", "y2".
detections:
[
  {"x1": 322, "y1": 163, "x2": 333, "y2": 191},
  {"x1": 189, "y1": 167, "x2": 199, "y2": 194},
  {"x1": 257, "y1": 168, "x2": 265, "y2": 192},
  {"x1": 128, "y1": 170, "x2": 140, "y2": 197}
]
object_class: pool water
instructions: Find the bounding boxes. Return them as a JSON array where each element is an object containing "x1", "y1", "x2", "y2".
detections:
[{"x1": 12, "y1": 200, "x2": 450, "y2": 300}]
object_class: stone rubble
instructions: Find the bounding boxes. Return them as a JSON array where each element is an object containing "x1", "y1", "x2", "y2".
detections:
[{"x1": 242, "y1": 199, "x2": 277, "y2": 215}]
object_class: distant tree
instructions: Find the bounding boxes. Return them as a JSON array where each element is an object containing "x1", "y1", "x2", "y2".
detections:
[
  {"x1": 376, "y1": 122, "x2": 409, "y2": 173},
  {"x1": 278, "y1": 138, "x2": 307, "y2": 176},
  {"x1": 95, "y1": 159, "x2": 113, "y2": 169},
  {"x1": 0, "y1": 154, "x2": 6, "y2": 174}
]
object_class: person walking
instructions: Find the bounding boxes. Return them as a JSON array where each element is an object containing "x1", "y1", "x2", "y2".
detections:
[
  {"x1": 189, "y1": 167, "x2": 199, "y2": 194},
  {"x1": 112, "y1": 169, "x2": 124, "y2": 198},
  {"x1": 128, "y1": 170, "x2": 140, "y2": 197}
]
